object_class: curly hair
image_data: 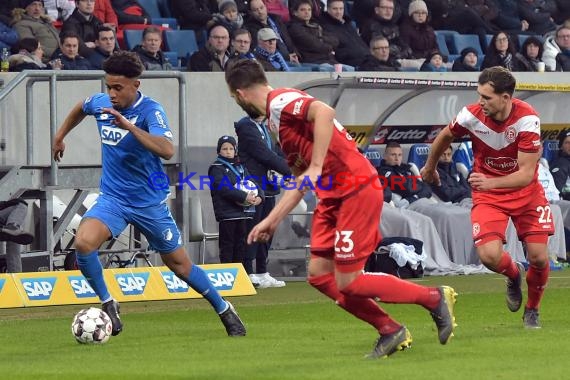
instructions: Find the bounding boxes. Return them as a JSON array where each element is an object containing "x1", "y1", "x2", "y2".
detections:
[{"x1": 102, "y1": 51, "x2": 144, "y2": 78}]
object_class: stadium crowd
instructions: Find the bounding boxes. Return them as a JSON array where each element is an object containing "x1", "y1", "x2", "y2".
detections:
[{"x1": 1, "y1": 0, "x2": 570, "y2": 72}]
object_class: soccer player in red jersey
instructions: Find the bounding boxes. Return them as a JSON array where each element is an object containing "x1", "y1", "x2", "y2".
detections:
[
  {"x1": 422, "y1": 66, "x2": 553, "y2": 329},
  {"x1": 225, "y1": 59, "x2": 457, "y2": 358}
]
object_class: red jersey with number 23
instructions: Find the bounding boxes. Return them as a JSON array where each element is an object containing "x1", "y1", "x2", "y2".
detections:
[
  {"x1": 449, "y1": 98, "x2": 541, "y2": 194},
  {"x1": 266, "y1": 88, "x2": 378, "y2": 199}
]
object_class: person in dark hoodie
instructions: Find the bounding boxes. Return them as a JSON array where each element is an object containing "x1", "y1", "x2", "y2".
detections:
[
  {"x1": 61, "y1": 0, "x2": 103, "y2": 58},
  {"x1": 452, "y1": 46, "x2": 480, "y2": 72},
  {"x1": 550, "y1": 130, "x2": 570, "y2": 201},
  {"x1": 433, "y1": 146, "x2": 472, "y2": 205},
  {"x1": 208, "y1": 135, "x2": 263, "y2": 264},
  {"x1": 358, "y1": 35, "x2": 400, "y2": 71},
  {"x1": 87, "y1": 25, "x2": 118, "y2": 70},
  {"x1": 132, "y1": 26, "x2": 172, "y2": 70}
]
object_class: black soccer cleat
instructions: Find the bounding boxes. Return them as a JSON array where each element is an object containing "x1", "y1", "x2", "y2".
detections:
[
  {"x1": 366, "y1": 326, "x2": 412, "y2": 359},
  {"x1": 506, "y1": 262, "x2": 525, "y2": 312},
  {"x1": 102, "y1": 299, "x2": 123, "y2": 336},
  {"x1": 523, "y1": 307, "x2": 541, "y2": 329},
  {"x1": 219, "y1": 301, "x2": 246, "y2": 337},
  {"x1": 430, "y1": 286, "x2": 458, "y2": 344}
]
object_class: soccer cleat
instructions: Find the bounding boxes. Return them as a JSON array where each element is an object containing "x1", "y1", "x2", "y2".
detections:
[
  {"x1": 522, "y1": 307, "x2": 541, "y2": 329},
  {"x1": 219, "y1": 301, "x2": 246, "y2": 337},
  {"x1": 102, "y1": 299, "x2": 123, "y2": 336},
  {"x1": 506, "y1": 262, "x2": 525, "y2": 312},
  {"x1": 366, "y1": 326, "x2": 412, "y2": 359},
  {"x1": 430, "y1": 286, "x2": 458, "y2": 345},
  {"x1": 256, "y1": 273, "x2": 286, "y2": 288}
]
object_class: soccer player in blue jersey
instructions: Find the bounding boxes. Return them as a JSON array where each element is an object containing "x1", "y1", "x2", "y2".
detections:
[{"x1": 52, "y1": 51, "x2": 246, "y2": 337}]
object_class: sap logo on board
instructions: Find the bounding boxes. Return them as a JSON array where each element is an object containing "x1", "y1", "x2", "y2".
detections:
[
  {"x1": 21, "y1": 278, "x2": 57, "y2": 300},
  {"x1": 115, "y1": 273, "x2": 149, "y2": 296},
  {"x1": 0, "y1": 278, "x2": 5, "y2": 293},
  {"x1": 206, "y1": 268, "x2": 238, "y2": 291},
  {"x1": 161, "y1": 271, "x2": 190, "y2": 293},
  {"x1": 68, "y1": 276, "x2": 97, "y2": 298}
]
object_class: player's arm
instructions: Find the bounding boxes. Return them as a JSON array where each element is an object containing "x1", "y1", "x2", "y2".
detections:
[
  {"x1": 305, "y1": 100, "x2": 335, "y2": 183},
  {"x1": 421, "y1": 126, "x2": 455, "y2": 186},
  {"x1": 53, "y1": 101, "x2": 87, "y2": 162},
  {"x1": 102, "y1": 107, "x2": 174, "y2": 160},
  {"x1": 469, "y1": 150, "x2": 539, "y2": 190}
]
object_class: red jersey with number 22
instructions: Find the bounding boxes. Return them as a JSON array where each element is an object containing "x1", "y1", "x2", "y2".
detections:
[{"x1": 266, "y1": 88, "x2": 378, "y2": 199}]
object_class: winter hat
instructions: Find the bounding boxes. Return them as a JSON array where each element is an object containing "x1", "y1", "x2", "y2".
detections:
[
  {"x1": 408, "y1": 0, "x2": 428, "y2": 16},
  {"x1": 425, "y1": 50, "x2": 443, "y2": 62},
  {"x1": 460, "y1": 47, "x2": 478, "y2": 59},
  {"x1": 21, "y1": 0, "x2": 44, "y2": 9},
  {"x1": 219, "y1": 0, "x2": 237, "y2": 14},
  {"x1": 558, "y1": 130, "x2": 570, "y2": 148},
  {"x1": 217, "y1": 135, "x2": 237, "y2": 152}
]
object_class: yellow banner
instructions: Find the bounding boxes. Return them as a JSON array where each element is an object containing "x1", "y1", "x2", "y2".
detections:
[
  {"x1": 3, "y1": 264, "x2": 255, "y2": 308},
  {"x1": 516, "y1": 83, "x2": 570, "y2": 92}
]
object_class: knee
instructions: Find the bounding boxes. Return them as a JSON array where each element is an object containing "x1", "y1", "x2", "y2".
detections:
[{"x1": 74, "y1": 235, "x2": 97, "y2": 254}]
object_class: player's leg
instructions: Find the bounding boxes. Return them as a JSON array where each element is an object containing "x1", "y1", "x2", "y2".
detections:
[{"x1": 521, "y1": 238, "x2": 549, "y2": 328}]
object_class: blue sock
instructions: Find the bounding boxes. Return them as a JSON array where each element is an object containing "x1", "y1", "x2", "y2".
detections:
[
  {"x1": 187, "y1": 264, "x2": 228, "y2": 314},
  {"x1": 76, "y1": 250, "x2": 111, "y2": 303}
]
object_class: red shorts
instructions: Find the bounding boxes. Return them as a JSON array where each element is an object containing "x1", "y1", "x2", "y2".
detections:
[
  {"x1": 471, "y1": 181, "x2": 554, "y2": 246},
  {"x1": 311, "y1": 182, "x2": 382, "y2": 272}
]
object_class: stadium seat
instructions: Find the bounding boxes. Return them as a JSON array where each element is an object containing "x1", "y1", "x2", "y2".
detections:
[
  {"x1": 158, "y1": 0, "x2": 173, "y2": 17},
  {"x1": 164, "y1": 30, "x2": 199, "y2": 66},
  {"x1": 163, "y1": 51, "x2": 179, "y2": 68},
  {"x1": 138, "y1": 0, "x2": 177, "y2": 29},
  {"x1": 450, "y1": 34, "x2": 483, "y2": 56},
  {"x1": 188, "y1": 196, "x2": 219, "y2": 264},
  {"x1": 123, "y1": 29, "x2": 144, "y2": 50},
  {"x1": 435, "y1": 33, "x2": 450, "y2": 57},
  {"x1": 364, "y1": 148, "x2": 382, "y2": 168},
  {"x1": 407, "y1": 144, "x2": 430, "y2": 176},
  {"x1": 453, "y1": 141, "x2": 473, "y2": 178},
  {"x1": 434, "y1": 30, "x2": 459, "y2": 48},
  {"x1": 542, "y1": 139, "x2": 559, "y2": 165},
  {"x1": 151, "y1": 17, "x2": 178, "y2": 29}
]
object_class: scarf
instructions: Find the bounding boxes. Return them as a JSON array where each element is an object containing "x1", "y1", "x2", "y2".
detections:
[
  {"x1": 267, "y1": 17, "x2": 284, "y2": 44},
  {"x1": 254, "y1": 46, "x2": 290, "y2": 71},
  {"x1": 500, "y1": 52, "x2": 513, "y2": 70}
]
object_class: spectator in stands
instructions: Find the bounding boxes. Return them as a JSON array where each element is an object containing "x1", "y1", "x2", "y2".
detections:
[
  {"x1": 550, "y1": 130, "x2": 570, "y2": 201},
  {"x1": 8, "y1": 37, "x2": 63, "y2": 70},
  {"x1": 400, "y1": 0, "x2": 437, "y2": 59},
  {"x1": 433, "y1": 146, "x2": 472, "y2": 205},
  {"x1": 420, "y1": 50, "x2": 447, "y2": 71},
  {"x1": 319, "y1": 0, "x2": 369, "y2": 68},
  {"x1": 517, "y1": 0, "x2": 557, "y2": 36},
  {"x1": 244, "y1": 0, "x2": 299, "y2": 64},
  {"x1": 87, "y1": 25, "x2": 117, "y2": 69},
  {"x1": 110, "y1": 0, "x2": 151, "y2": 27},
  {"x1": 208, "y1": 0, "x2": 243, "y2": 35},
  {"x1": 358, "y1": 35, "x2": 401, "y2": 71},
  {"x1": 252, "y1": 27, "x2": 290, "y2": 71},
  {"x1": 53, "y1": 31, "x2": 92, "y2": 69},
  {"x1": 0, "y1": 20, "x2": 19, "y2": 51},
  {"x1": 228, "y1": 28, "x2": 254, "y2": 60},
  {"x1": 465, "y1": 0, "x2": 500, "y2": 36},
  {"x1": 481, "y1": 31, "x2": 524, "y2": 71},
  {"x1": 493, "y1": 0, "x2": 530, "y2": 35},
  {"x1": 553, "y1": 0, "x2": 570, "y2": 24},
  {"x1": 132, "y1": 26, "x2": 172, "y2": 70},
  {"x1": 517, "y1": 35, "x2": 546, "y2": 71},
  {"x1": 93, "y1": 0, "x2": 118, "y2": 31},
  {"x1": 360, "y1": 0, "x2": 412, "y2": 59},
  {"x1": 351, "y1": 0, "x2": 403, "y2": 29},
  {"x1": 0, "y1": 1, "x2": 20, "y2": 25},
  {"x1": 188, "y1": 23, "x2": 231, "y2": 71},
  {"x1": 287, "y1": 0, "x2": 344, "y2": 68},
  {"x1": 170, "y1": 0, "x2": 214, "y2": 34},
  {"x1": 44, "y1": 0, "x2": 75, "y2": 22},
  {"x1": 543, "y1": 25, "x2": 570, "y2": 72},
  {"x1": 11, "y1": 0, "x2": 60, "y2": 61},
  {"x1": 62, "y1": 0, "x2": 103, "y2": 58},
  {"x1": 452, "y1": 46, "x2": 480, "y2": 71}
]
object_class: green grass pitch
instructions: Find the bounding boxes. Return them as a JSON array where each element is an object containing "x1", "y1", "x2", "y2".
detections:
[{"x1": 1, "y1": 273, "x2": 569, "y2": 380}]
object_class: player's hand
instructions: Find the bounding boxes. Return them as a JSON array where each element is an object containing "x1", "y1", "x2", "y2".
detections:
[
  {"x1": 102, "y1": 108, "x2": 133, "y2": 131},
  {"x1": 247, "y1": 218, "x2": 277, "y2": 244},
  {"x1": 298, "y1": 165, "x2": 322, "y2": 193},
  {"x1": 53, "y1": 139, "x2": 65, "y2": 162},
  {"x1": 420, "y1": 166, "x2": 441, "y2": 186},
  {"x1": 468, "y1": 172, "x2": 494, "y2": 191}
]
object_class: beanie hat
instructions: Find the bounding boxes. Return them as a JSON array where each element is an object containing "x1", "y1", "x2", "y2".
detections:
[
  {"x1": 558, "y1": 129, "x2": 570, "y2": 149},
  {"x1": 408, "y1": 0, "x2": 428, "y2": 16},
  {"x1": 21, "y1": 0, "x2": 44, "y2": 8},
  {"x1": 460, "y1": 47, "x2": 478, "y2": 59},
  {"x1": 219, "y1": 0, "x2": 237, "y2": 14},
  {"x1": 217, "y1": 135, "x2": 237, "y2": 152}
]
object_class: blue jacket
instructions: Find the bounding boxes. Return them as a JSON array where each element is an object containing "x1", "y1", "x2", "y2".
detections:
[
  {"x1": 0, "y1": 21, "x2": 18, "y2": 50},
  {"x1": 434, "y1": 161, "x2": 471, "y2": 203}
]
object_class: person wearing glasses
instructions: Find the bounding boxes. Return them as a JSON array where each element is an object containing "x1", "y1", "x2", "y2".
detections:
[
  {"x1": 188, "y1": 23, "x2": 232, "y2": 71},
  {"x1": 543, "y1": 25, "x2": 570, "y2": 72},
  {"x1": 400, "y1": 0, "x2": 437, "y2": 59},
  {"x1": 358, "y1": 35, "x2": 400, "y2": 71}
]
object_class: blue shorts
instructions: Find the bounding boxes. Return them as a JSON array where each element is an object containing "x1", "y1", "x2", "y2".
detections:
[{"x1": 84, "y1": 194, "x2": 182, "y2": 254}]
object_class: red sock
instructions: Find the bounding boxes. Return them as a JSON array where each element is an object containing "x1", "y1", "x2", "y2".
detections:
[
  {"x1": 341, "y1": 272, "x2": 441, "y2": 311},
  {"x1": 496, "y1": 252, "x2": 520, "y2": 280},
  {"x1": 308, "y1": 273, "x2": 401, "y2": 335},
  {"x1": 526, "y1": 262, "x2": 549, "y2": 310}
]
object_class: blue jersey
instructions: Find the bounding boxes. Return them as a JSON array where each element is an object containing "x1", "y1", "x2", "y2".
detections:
[{"x1": 83, "y1": 92, "x2": 173, "y2": 207}]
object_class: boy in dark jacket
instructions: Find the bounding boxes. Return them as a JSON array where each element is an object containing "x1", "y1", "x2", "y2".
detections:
[
  {"x1": 208, "y1": 135, "x2": 263, "y2": 264},
  {"x1": 433, "y1": 146, "x2": 472, "y2": 204}
]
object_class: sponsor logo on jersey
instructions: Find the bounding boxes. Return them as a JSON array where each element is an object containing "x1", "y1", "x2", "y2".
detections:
[
  {"x1": 155, "y1": 111, "x2": 166, "y2": 128},
  {"x1": 205, "y1": 268, "x2": 238, "y2": 290},
  {"x1": 293, "y1": 100, "x2": 304, "y2": 115},
  {"x1": 21, "y1": 277, "x2": 57, "y2": 300},
  {"x1": 505, "y1": 126, "x2": 517, "y2": 143},
  {"x1": 160, "y1": 271, "x2": 190, "y2": 293},
  {"x1": 472, "y1": 223, "x2": 480, "y2": 237},
  {"x1": 115, "y1": 273, "x2": 149, "y2": 295},
  {"x1": 68, "y1": 276, "x2": 96, "y2": 298},
  {"x1": 484, "y1": 157, "x2": 518, "y2": 172},
  {"x1": 163, "y1": 228, "x2": 173, "y2": 241},
  {"x1": 101, "y1": 126, "x2": 130, "y2": 145}
]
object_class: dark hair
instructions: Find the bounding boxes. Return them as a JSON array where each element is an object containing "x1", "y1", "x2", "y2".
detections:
[
  {"x1": 59, "y1": 31, "x2": 81, "y2": 45},
  {"x1": 386, "y1": 141, "x2": 401, "y2": 149},
  {"x1": 97, "y1": 25, "x2": 115, "y2": 38},
  {"x1": 225, "y1": 59, "x2": 268, "y2": 92},
  {"x1": 521, "y1": 36, "x2": 544, "y2": 60},
  {"x1": 478, "y1": 66, "x2": 516, "y2": 96},
  {"x1": 142, "y1": 26, "x2": 162, "y2": 39},
  {"x1": 232, "y1": 28, "x2": 251, "y2": 40},
  {"x1": 292, "y1": 0, "x2": 312, "y2": 12},
  {"x1": 207, "y1": 23, "x2": 230, "y2": 38},
  {"x1": 17, "y1": 37, "x2": 39, "y2": 53},
  {"x1": 102, "y1": 51, "x2": 144, "y2": 78},
  {"x1": 486, "y1": 31, "x2": 516, "y2": 56}
]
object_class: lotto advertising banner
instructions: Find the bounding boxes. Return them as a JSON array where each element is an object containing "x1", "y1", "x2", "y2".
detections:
[{"x1": 1, "y1": 264, "x2": 255, "y2": 308}]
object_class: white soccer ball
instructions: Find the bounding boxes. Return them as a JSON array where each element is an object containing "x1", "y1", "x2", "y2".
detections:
[
  {"x1": 71, "y1": 307, "x2": 113, "y2": 344},
  {"x1": 235, "y1": 180, "x2": 258, "y2": 206}
]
